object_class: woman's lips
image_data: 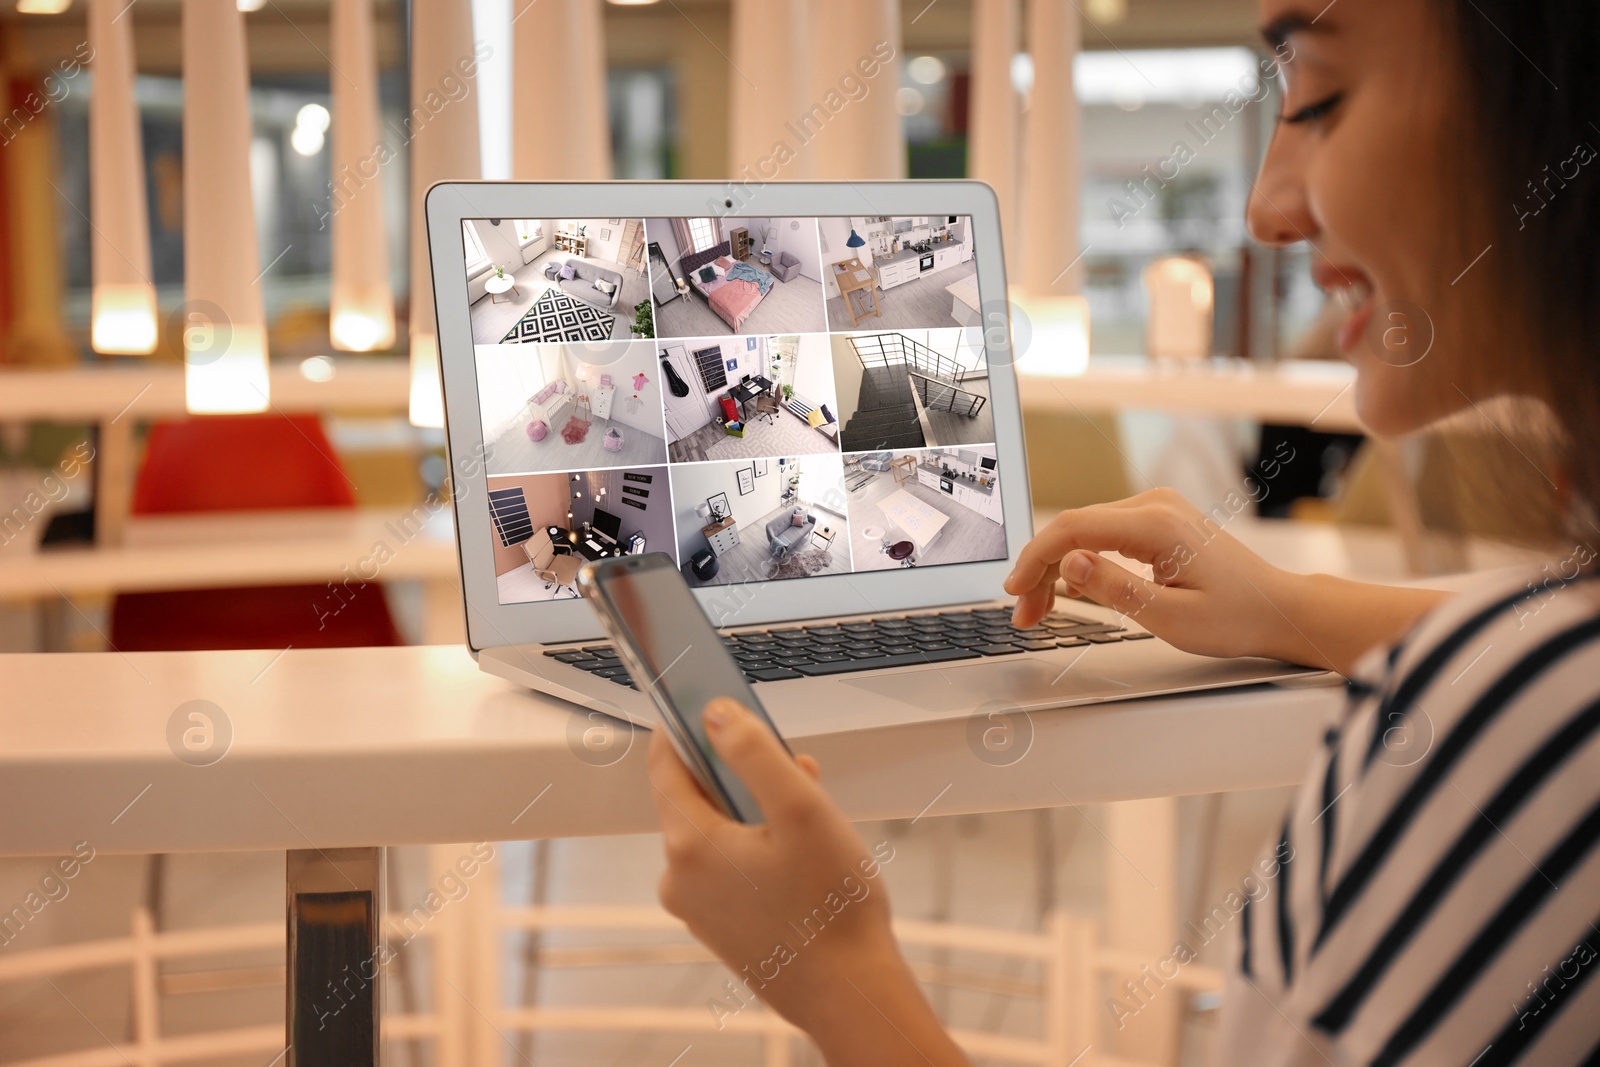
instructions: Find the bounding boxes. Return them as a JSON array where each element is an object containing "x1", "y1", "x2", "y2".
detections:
[
  {"x1": 1318, "y1": 270, "x2": 1377, "y2": 356},
  {"x1": 1337, "y1": 292, "x2": 1375, "y2": 354}
]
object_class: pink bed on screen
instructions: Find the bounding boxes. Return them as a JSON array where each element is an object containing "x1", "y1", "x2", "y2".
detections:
[{"x1": 708, "y1": 279, "x2": 762, "y2": 332}]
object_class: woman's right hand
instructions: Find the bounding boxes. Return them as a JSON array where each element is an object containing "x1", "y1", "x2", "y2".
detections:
[
  {"x1": 1003, "y1": 488, "x2": 1452, "y2": 675},
  {"x1": 1003, "y1": 488, "x2": 1305, "y2": 664}
]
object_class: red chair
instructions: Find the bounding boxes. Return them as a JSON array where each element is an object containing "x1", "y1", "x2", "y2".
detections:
[{"x1": 109, "y1": 414, "x2": 403, "y2": 651}]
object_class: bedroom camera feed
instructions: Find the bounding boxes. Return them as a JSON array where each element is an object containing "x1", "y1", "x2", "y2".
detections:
[
  {"x1": 463, "y1": 211, "x2": 1007, "y2": 607},
  {"x1": 646, "y1": 217, "x2": 827, "y2": 338}
]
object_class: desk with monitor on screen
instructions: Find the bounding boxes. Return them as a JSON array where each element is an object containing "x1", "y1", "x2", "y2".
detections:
[{"x1": 550, "y1": 507, "x2": 628, "y2": 562}]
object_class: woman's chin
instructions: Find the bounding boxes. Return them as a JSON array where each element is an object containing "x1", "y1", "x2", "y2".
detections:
[{"x1": 1353, "y1": 374, "x2": 1432, "y2": 438}]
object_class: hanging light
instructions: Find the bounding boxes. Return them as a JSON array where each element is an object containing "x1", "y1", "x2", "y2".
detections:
[
  {"x1": 87, "y1": 0, "x2": 156, "y2": 355},
  {"x1": 328, "y1": 0, "x2": 395, "y2": 352},
  {"x1": 409, "y1": 0, "x2": 481, "y2": 426},
  {"x1": 182, "y1": 0, "x2": 269, "y2": 412}
]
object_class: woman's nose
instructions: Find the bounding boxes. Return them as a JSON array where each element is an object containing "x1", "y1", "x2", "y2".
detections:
[{"x1": 1247, "y1": 131, "x2": 1318, "y2": 247}]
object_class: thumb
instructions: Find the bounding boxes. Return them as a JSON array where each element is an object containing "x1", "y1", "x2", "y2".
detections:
[
  {"x1": 1061, "y1": 550, "x2": 1183, "y2": 630},
  {"x1": 702, "y1": 698, "x2": 816, "y2": 820}
]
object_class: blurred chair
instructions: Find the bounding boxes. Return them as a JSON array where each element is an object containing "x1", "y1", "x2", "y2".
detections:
[
  {"x1": 109, "y1": 415, "x2": 403, "y2": 651},
  {"x1": 524, "y1": 527, "x2": 582, "y2": 597},
  {"x1": 499, "y1": 904, "x2": 1222, "y2": 1066}
]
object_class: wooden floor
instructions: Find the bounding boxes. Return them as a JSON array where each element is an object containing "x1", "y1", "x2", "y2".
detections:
[
  {"x1": 655, "y1": 266, "x2": 828, "y2": 339},
  {"x1": 485, "y1": 409, "x2": 668, "y2": 476},
  {"x1": 667, "y1": 408, "x2": 838, "y2": 464},
  {"x1": 923, "y1": 375, "x2": 995, "y2": 447},
  {"x1": 848, "y1": 465, "x2": 1006, "y2": 571},
  {"x1": 825, "y1": 261, "x2": 978, "y2": 333},
  {"x1": 469, "y1": 247, "x2": 650, "y2": 344},
  {"x1": 681, "y1": 502, "x2": 854, "y2": 587}
]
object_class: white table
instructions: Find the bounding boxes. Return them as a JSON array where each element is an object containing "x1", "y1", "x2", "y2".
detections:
[
  {"x1": 484, "y1": 273, "x2": 521, "y2": 304},
  {"x1": 0, "y1": 641, "x2": 1345, "y2": 857}
]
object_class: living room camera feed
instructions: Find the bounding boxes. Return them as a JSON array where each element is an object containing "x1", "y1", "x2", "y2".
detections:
[
  {"x1": 671, "y1": 455, "x2": 851, "y2": 588},
  {"x1": 464, "y1": 218, "x2": 653, "y2": 345}
]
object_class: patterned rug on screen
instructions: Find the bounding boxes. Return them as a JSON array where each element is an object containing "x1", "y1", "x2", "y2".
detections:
[{"x1": 501, "y1": 289, "x2": 615, "y2": 344}]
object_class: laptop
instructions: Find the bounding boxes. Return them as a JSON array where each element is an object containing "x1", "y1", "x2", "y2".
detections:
[{"x1": 425, "y1": 181, "x2": 1323, "y2": 739}]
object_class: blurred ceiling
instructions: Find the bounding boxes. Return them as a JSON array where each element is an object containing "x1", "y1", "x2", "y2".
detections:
[{"x1": 2, "y1": 0, "x2": 1264, "y2": 76}]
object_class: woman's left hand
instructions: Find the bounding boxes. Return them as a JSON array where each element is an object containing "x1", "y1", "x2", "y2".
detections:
[{"x1": 646, "y1": 699, "x2": 901, "y2": 1034}]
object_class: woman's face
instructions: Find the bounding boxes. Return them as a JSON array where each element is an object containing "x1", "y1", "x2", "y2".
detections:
[{"x1": 1249, "y1": 0, "x2": 1500, "y2": 436}]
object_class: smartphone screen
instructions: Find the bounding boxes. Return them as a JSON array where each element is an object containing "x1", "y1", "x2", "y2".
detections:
[{"x1": 585, "y1": 554, "x2": 785, "y2": 822}]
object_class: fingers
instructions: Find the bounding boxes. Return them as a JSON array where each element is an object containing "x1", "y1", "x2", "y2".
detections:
[
  {"x1": 1004, "y1": 499, "x2": 1196, "y2": 608},
  {"x1": 1062, "y1": 550, "x2": 1194, "y2": 629},
  {"x1": 796, "y1": 754, "x2": 822, "y2": 782},
  {"x1": 702, "y1": 698, "x2": 820, "y2": 822}
]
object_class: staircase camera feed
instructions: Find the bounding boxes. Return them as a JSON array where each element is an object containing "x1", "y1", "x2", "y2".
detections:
[{"x1": 462, "y1": 214, "x2": 1009, "y2": 606}]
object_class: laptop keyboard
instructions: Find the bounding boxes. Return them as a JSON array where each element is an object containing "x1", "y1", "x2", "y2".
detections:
[{"x1": 543, "y1": 606, "x2": 1151, "y2": 689}]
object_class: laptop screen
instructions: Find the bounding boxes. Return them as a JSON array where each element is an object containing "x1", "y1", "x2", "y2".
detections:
[{"x1": 460, "y1": 214, "x2": 1009, "y2": 607}]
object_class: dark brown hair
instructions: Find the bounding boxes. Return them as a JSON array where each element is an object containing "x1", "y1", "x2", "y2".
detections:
[{"x1": 1448, "y1": 1, "x2": 1600, "y2": 533}]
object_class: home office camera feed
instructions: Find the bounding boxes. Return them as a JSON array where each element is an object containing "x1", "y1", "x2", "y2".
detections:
[{"x1": 461, "y1": 214, "x2": 1007, "y2": 606}]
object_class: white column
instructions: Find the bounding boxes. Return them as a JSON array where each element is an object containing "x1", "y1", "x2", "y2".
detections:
[
  {"x1": 1015, "y1": 1, "x2": 1089, "y2": 376},
  {"x1": 511, "y1": 0, "x2": 610, "y2": 180},
  {"x1": 409, "y1": 0, "x2": 483, "y2": 427},
  {"x1": 807, "y1": 0, "x2": 903, "y2": 180},
  {"x1": 182, "y1": 0, "x2": 269, "y2": 413},
  {"x1": 328, "y1": 0, "x2": 395, "y2": 352},
  {"x1": 968, "y1": 0, "x2": 1019, "y2": 270},
  {"x1": 1020, "y1": 0, "x2": 1081, "y2": 296},
  {"x1": 88, "y1": 0, "x2": 156, "y2": 356},
  {"x1": 1105, "y1": 800, "x2": 1181, "y2": 1064},
  {"x1": 727, "y1": 0, "x2": 812, "y2": 179}
]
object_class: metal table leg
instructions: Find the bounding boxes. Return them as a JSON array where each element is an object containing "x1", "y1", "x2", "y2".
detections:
[{"x1": 286, "y1": 848, "x2": 383, "y2": 1066}]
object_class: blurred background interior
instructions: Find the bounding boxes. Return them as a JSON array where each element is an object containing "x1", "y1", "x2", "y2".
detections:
[{"x1": 0, "y1": 0, "x2": 1561, "y2": 1065}]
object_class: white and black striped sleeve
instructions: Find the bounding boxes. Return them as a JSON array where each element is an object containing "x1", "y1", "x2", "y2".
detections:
[{"x1": 1220, "y1": 567, "x2": 1600, "y2": 1067}]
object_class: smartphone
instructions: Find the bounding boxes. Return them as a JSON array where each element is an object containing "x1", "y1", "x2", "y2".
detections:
[{"x1": 577, "y1": 552, "x2": 791, "y2": 823}]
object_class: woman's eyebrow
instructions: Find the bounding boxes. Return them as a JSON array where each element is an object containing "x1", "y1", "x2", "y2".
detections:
[{"x1": 1260, "y1": 11, "x2": 1333, "y2": 49}]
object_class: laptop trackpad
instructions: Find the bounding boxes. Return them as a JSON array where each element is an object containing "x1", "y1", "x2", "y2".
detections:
[{"x1": 841, "y1": 658, "x2": 1134, "y2": 712}]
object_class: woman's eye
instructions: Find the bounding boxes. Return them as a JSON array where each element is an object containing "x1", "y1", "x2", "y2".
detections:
[{"x1": 1282, "y1": 92, "x2": 1344, "y2": 126}]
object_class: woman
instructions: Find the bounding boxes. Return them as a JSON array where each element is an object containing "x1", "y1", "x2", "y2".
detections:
[{"x1": 647, "y1": 0, "x2": 1600, "y2": 1062}]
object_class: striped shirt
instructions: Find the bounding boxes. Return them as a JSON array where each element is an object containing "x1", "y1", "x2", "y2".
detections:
[{"x1": 1220, "y1": 562, "x2": 1600, "y2": 1066}]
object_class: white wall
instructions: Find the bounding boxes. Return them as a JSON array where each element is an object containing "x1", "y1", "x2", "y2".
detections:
[
  {"x1": 769, "y1": 218, "x2": 822, "y2": 281},
  {"x1": 790, "y1": 332, "x2": 838, "y2": 415},
  {"x1": 557, "y1": 218, "x2": 625, "y2": 264},
  {"x1": 816, "y1": 216, "x2": 855, "y2": 298},
  {"x1": 569, "y1": 465, "x2": 676, "y2": 561},
  {"x1": 466, "y1": 219, "x2": 524, "y2": 303},
  {"x1": 646, "y1": 217, "x2": 681, "y2": 272},
  {"x1": 659, "y1": 339, "x2": 714, "y2": 438},
  {"x1": 659, "y1": 335, "x2": 766, "y2": 443},
  {"x1": 828, "y1": 333, "x2": 865, "y2": 424},
  {"x1": 474, "y1": 343, "x2": 547, "y2": 439},
  {"x1": 794, "y1": 454, "x2": 847, "y2": 518},
  {"x1": 560, "y1": 341, "x2": 667, "y2": 437},
  {"x1": 670, "y1": 458, "x2": 785, "y2": 554}
]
